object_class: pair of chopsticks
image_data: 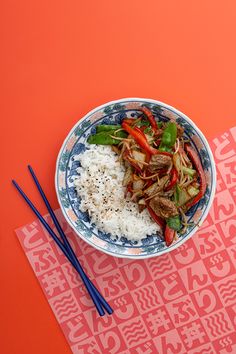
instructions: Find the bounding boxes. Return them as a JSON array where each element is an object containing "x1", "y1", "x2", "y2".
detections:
[{"x1": 12, "y1": 166, "x2": 113, "y2": 316}]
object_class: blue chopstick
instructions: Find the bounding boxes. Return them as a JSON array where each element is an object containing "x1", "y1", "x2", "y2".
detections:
[
  {"x1": 12, "y1": 179, "x2": 109, "y2": 316},
  {"x1": 27, "y1": 165, "x2": 113, "y2": 315}
]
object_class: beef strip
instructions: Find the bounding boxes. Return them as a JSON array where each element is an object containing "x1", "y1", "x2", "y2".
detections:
[
  {"x1": 149, "y1": 196, "x2": 178, "y2": 219},
  {"x1": 149, "y1": 154, "x2": 172, "y2": 172}
]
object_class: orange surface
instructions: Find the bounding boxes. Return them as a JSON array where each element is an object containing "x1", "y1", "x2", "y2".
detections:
[{"x1": 1, "y1": 1, "x2": 236, "y2": 353}]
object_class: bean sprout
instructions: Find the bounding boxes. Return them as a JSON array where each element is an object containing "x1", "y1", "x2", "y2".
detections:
[
  {"x1": 140, "y1": 173, "x2": 159, "y2": 180},
  {"x1": 145, "y1": 191, "x2": 161, "y2": 201},
  {"x1": 181, "y1": 176, "x2": 195, "y2": 188},
  {"x1": 180, "y1": 152, "x2": 187, "y2": 167},
  {"x1": 179, "y1": 174, "x2": 188, "y2": 187},
  {"x1": 167, "y1": 161, "x2": 173, "y2": 174},
  {"x1": 114, "y1": 128, "x2": 125, "y2": 134},
  {"x1": 174, "y1": 138, "x2": 180, "y2": 154},
  {"x1": 127, "y1": 157, "x2": 149, "y2": 166},
  {"x1": 179, "y1": 208, "x2": 188, "y2": 234},
  {"x1": 109, "y1": 135, "x2": 132, "y2": 142}
]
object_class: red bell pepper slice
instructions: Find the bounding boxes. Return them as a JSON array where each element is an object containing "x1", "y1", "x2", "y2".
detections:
[
  {"x1": 145, "y1": 180, "x2": 154, "y2": 188},
  {"x1": 123, "y1": 118, "x2": 136, "y2": 125},
  {"x1": 154, "y1": 139, "x2": 161, "y2": 147},
  {"x1": 134, "y1": 127, "x2": 152, "y2": 159},
  {"x1": 164, "y1": 167, "x2": 178, "y2": 191},
  {"x1": 147, "y1": 205, "x2": 165, "y2": 228},
  {"x1": 124, "y1": 181, "x2": 133, "y2": 198},
  {"x1": 157, "y1": 150, "x2": 173, "y2": 157},
  {"x1": 158, "y1": 168, "x2": 168, "y2": 177},
  {"x1": 134, "y1": 127, "x2": 151, "y2": 164},
  {"x1": 122, "y1": 121, "x2": 158, "y2": 155},
  {"x1": 147, "y1": 205, "x2": 175, "y2": 247},
  {"x1": 165, "y1": 225, "x2": 175, "y2": 246},
  {"x1": 147, "y1": 205, "x2": 176, "y2": 247},
  {"x1": 145, "y1": 150, "x2": 151, "y2": 163},
  {"x1": 134, "y1": 126, "x2": 146, "y2": 139},
  {"x1": 140, "y1": 107, "x2": 158, "y2": 133},
  {"x1": 122, "y1": 122, "x2": 172, "y2": 158},
  {"x1": 127, "y1": 182, "x2": 133, "y2": 194},
  {"x1": 184, "y1": 144, "x2": 207, "y2": 209}
]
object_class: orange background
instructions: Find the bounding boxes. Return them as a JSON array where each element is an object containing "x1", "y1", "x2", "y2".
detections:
[{"x1": 1, "y1": 1, "x2": 236, "y2": 353}]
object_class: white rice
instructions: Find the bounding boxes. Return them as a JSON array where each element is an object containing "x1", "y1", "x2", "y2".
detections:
[{"x1": 74, "y1": 145, "x2": 160, "y2": 240}]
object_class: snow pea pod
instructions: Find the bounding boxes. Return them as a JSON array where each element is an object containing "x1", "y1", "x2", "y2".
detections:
[
  {"x1": 87, "y1": 130, "x2": 127, "y2": 145},
  {"x1": 159, "y1": 122, "x2": 177, "y2": 151},
  {"x1": 96, "y1": 125, "x2": 121, "y2": 133},
  {"x1": 166, "y1": 215, "x2": 182, "y2": 231}
]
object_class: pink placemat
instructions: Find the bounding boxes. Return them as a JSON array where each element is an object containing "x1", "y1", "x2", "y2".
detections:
[{"x1": 15, "y1": 127, "x2": 236, "y2": 354}]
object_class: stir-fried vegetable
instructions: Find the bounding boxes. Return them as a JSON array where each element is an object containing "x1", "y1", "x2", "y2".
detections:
[
  {"x1": 87, "y1": 129, "x2": 127, "y2": 145},
  {"x1": 121, "y1": 121, "x2": 158, "y2": 155},
  {"x1": 159, "y1": 122, "x2": 177, "y2": 152},
  {"x1": 96, "y1": 124, "x2": 121, "y2": 132},
  {"x1": 182, "y1": 166, "x2": 196, "y2": 177},
  {"x1": 134, "y1": 126, "x2": 146, "y2": 139},
  {"x1": 166, "y1": 215, "x2": 182, "y2": 231},
  {"x1": 174, "y1": 184, "x2": 192, "y2": 206},
  {"x1": 187, "y1": 185, "x2": 200, "y2": 197},
  {"x1": 165, "y1": 225, "x2": 176, "y2": 246},
  {"x1": 173, "y1": 153, "x2": 181, "y2": 171},
  {"x1": 147, "y1": 205, "x2": 165, "y2": 228},
  {"x1": 184, "y1": 144, "x2": 207, "y2": 209},
  {"x1": 122, "y1": 118, "x2": 136, "y2": 125},
  {"x1": 140, "y1": 106, "x2": 158, "y2": 133},
  {"x1": 165, "y1": 167, "x2": 178, "y2": 191},
  {"x1": 87, "y1": 111, "x2": 207, "y2": 247}
]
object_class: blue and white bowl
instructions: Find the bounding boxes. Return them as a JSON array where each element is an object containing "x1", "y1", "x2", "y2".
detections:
[{"x1": 55, "y1": 98, "x2": 216, "y2": 259}]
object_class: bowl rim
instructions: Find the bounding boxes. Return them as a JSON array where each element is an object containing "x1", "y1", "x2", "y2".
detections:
[{"x1": 55, "y1": 97, "x2": 217, "y2": 259}]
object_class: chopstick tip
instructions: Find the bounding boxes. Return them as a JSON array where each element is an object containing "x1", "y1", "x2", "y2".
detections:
[{"x1": 12, "y1": 179, "x2": 19, "y2": 189}]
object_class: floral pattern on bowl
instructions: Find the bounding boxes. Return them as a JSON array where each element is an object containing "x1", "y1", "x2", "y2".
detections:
[{"x1": 55, "y1": 98, "x2": 216, "y2": 259}]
